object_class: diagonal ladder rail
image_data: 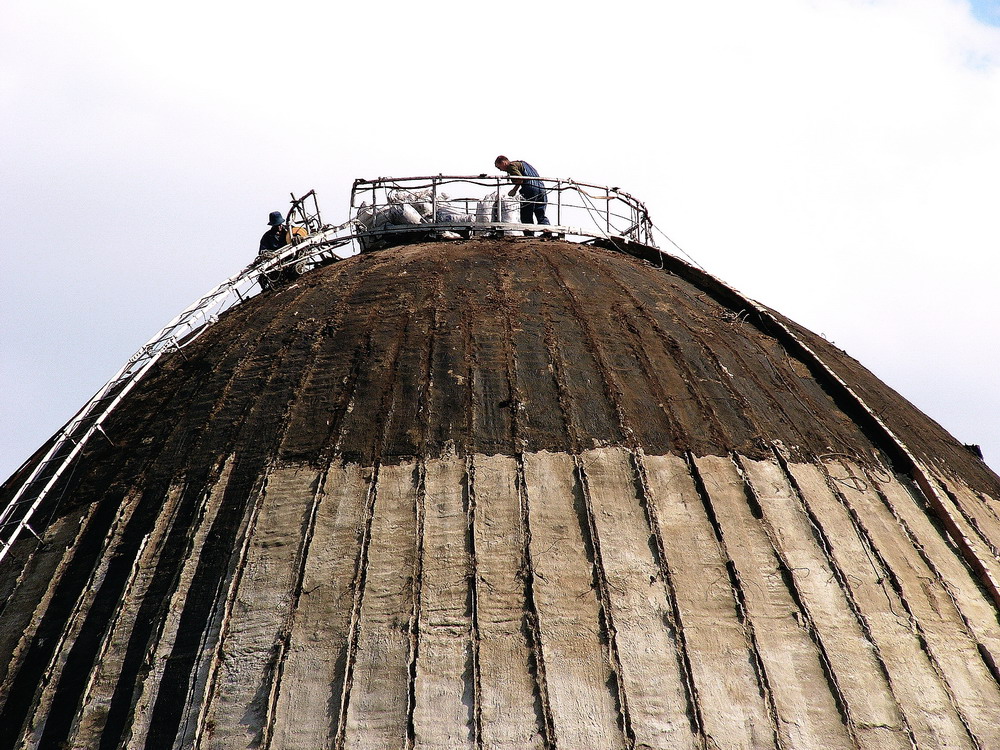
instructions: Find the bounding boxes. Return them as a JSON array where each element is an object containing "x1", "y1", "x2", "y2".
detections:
[{"x1": 0, "y1": 226, "x2": 356, "y2": 565}]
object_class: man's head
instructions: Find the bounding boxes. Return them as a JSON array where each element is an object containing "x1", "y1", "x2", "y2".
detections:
[
  {"x1": 268, "y1": 211, "x2": 284, "y2": 226},
  {"x1": 494, "y1": 155, "x2": 511, "y2": 172}
]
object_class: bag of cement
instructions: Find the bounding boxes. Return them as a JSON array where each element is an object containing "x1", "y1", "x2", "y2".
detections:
[
  {"x1": 435, "y1": 203, "x2": 475, "y2": 224},
  {"x1": 412, "y1": 189, "x2": 435, "y2": 218},
  {"x1": 476, "y1": 191, "x2": 518, "y2": 224},
  {"x1": 356, "y1": 203, "x2": 383, "y2": 230},
  {"x1": 387, "y1": 202, "x2": 423, "y2": 226},
  {"x1": 499, "y1": 195, "x2": 517, "y2": 223},
  {"x1": 429, "y1": 190, "x2": 451, "y2": 220},
  {"x1": 358, "y1": 200, "x2": 420, "y2": 229},
  {"x1": 475, "y1": 197, "x2": 492, "y2": 225},
  {"x1": 356, "y1": 203, "x2": 371, "y2": 227},
  {"x1": 388, "y1": 188, "x2": 433, "y2": 219}
]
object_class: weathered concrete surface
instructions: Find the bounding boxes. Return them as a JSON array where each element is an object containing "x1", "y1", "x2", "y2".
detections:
[
  {"x1": 2, "y1": 239, "x2": 1000, "y2": 749},
  {"x1": 3, "y1": 239, "x2": 984, "y2": 480}
]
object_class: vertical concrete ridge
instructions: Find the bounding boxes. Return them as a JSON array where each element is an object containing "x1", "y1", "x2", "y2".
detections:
[
  {"x1": 411, "y1": 455, "x2": 475, "y2": 748},
  {"x1": 578, "y1": 447, "x2": 700, "y2": 749},
  {"x1": 694, "y1": 452, "x2": 858, "y2": 747},
  {"x1": 197, "y1": 464, "x2": 320, "y2": 749},
  {"x1": 569, "y1": 452, "x2": 636, "y2": 746},
  {"x1": 405, "y1": 458, "x2": 426, "y2": 750},
  {"x1": 343, "y1": 460, "x2": 420, "y2": 749},
  {"x1": 935, "y1": 477, "x2": 1000, "y2": 562},
  {"x1": 0, "y1": 505, "x2": 93, "y2": 701},
  {"x1": 331, "y1": 458, "x2": 381, "y2": 750},
  {"x1": 730, "y1": 455, "x2": 860, "y2": 742},
  {"x1": 259, "y1": 462, "x2": 329, "y2": 747},
  {"x1": 466, "y1": 455, "x2": 484, "y2": 748},
  {"x1": 523, "y1": 450, "x2": 626, "y2": 749},
  {"x1": 629, "y1": 449, "x2": 706, "y2": 739},
  {"x1": 925, "y1": 474, "x2": 1000, "y2": 592},
  {"x1": 514, "y1": 452, "x2": 556, "y2": 749},
  {"x1": 493, "y1": 262, "x2": 527, "y2": 453},
  {"x1": 539, "y1": 252, "x2": 637, "y2": 448},
  {"x1": 342, "y1": 464, "x2": 373, "y2": 750},
  {"x1": 773, "y1": 452, "x2": 919, "y2": 746},
  {"x1": 188, "y1": 465, "x2": 271, "y2": 749}
]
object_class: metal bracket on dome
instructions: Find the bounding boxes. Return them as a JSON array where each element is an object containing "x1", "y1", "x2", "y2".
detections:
[{"x1": 287, "y1": 189, "x2": 325, "y2": 235}]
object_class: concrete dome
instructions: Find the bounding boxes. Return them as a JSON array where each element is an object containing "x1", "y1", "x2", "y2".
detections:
[{"x1": 2, "y1": 238, "x2": 1000, "y2": 749}]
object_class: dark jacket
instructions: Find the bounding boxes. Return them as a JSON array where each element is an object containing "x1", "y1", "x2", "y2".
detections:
[{"x1": 259, "y1": 225, "x2": 289, "y2": 253}]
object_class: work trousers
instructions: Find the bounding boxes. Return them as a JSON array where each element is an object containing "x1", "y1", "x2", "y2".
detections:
[{"x1": 519, "y1": 184, "x2": 550, "y2": 226}]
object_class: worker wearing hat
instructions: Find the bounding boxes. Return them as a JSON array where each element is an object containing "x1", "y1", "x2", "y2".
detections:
[{"x1": 259, "y1": 211, "x2": 289, "y2": 255}]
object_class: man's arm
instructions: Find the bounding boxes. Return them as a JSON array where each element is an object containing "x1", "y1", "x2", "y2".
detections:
[{"x1": 506, "y1": 162, "x2": 526, "y2": 196}]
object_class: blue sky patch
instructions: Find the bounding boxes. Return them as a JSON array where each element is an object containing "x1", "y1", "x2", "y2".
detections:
[{"x1": 968, "y1": 0, "x2": 1000, "y2": 26}]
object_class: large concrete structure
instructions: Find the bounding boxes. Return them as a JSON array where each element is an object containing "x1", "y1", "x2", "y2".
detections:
[{"x1": 2, "y1": 237, "x2": 1000, "y2": 749}]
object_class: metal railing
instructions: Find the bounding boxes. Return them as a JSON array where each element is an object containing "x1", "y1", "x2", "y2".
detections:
[{"x1": 350, "y1": 175, "x2": 657, "y2": 250}]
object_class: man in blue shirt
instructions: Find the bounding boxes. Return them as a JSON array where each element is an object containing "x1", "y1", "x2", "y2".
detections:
[{"x1": 495, "y1": 155, "x2": 551, "y2": 233}]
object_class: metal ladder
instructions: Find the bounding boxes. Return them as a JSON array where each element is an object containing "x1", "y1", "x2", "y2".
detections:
[{"x1": 0, "y1": 207, "x2": 356, "y2": 565}]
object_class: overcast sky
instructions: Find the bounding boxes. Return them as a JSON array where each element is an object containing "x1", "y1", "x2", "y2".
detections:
[{"x1": 3, "y1": 0, "x2": 999, "y2": 480}]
